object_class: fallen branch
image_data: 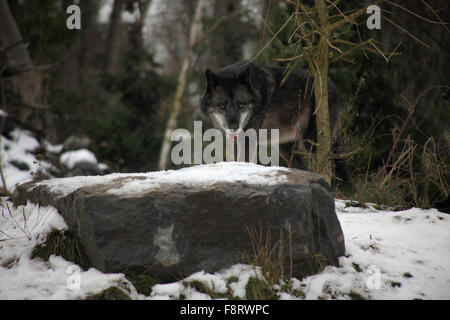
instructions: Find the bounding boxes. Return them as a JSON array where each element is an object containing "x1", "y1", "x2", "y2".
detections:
[
  {"x1": 328, "y1": 146, "x2": 362, "y2": 160},
  {"x1": 0, "y1": 63, "x2": 59, "y2": 78}
]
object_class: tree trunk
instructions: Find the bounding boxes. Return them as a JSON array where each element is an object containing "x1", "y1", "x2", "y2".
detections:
[
  {"x1": 128, "y1": 0, "x2": 152, "y2": 52},
  {"x1": 158, "y1": 0, "x2": 207, "y2": 170},
  {"x1": 0, "y1": 0, "x2": 42, "y2": 109},
  {"x1": 77, "y1": 0, "x2": 99, "y2": 88},
  {"x1": 312, "y1": 0, "x2": 332, "y2": 185},
  {"x1": 105, "y1": 0, "x2": 123, "y2": 74}
]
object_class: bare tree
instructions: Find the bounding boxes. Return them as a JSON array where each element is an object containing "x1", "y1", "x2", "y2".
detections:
[
  {"x1": 158, "y1": 0, "x2": 207, "y2": 170},
  {"x1": 264, "y1": 0, "x2": 447, "y2": 185}
]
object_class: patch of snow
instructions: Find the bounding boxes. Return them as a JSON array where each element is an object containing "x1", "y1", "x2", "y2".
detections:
[
  {"x1": 0, "y1": 199, "x2": 139, "y2": 300},
  {"x1": 149, "y1": 264, "x2": 263, "y2": 300},
  {"x1": 59, "y1": 149, "x2": 98, "y2": 169},
  {"x1": 98, "y1": 0, "x2": 140, "y2": 24},
  {"x1": 0, "y1": 129, "x2": 54, "y2": 191},
  {"x1": 286, "y1": 200, "x2": 450, "y2": 300},
  {"x1": 107, "y1": 162, "x2": 289, "y2": 196},
  {"x1": 31, "y1": 162, "x2": 289, "y2": 198},
  {"x1": 217, "y1": 264, "x2": 263, "y2": 299},
  {"x1": 31, "y1": 174, "x2": 121, "y2": 198},
  {"x1": 98, "y1": 163, "x2": 109, "y2": 171},
  {"x1": 42, "y1": 141, "x2": 63, "y2": 154},
  {"x1": 150, "y1": 282, "x2": 185, "y2": 300},
  {"x1": 185, "y1": 271, "x2": 229, "y2": 295}
]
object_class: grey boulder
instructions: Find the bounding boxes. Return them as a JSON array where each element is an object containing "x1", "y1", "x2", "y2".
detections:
[{"x1": 14, "y1": 162, "x2": 345, "y2": 281}]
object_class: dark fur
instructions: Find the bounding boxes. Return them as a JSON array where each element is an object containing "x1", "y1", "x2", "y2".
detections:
[{"x1": 200, "y1": 62, "x2": 349, "y2": 185}]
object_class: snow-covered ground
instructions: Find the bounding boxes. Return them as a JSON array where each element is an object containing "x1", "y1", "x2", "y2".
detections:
[
  {"x1": 0, "y1": 200, "x2": 139, "y2": 299},
  {"x1": 1, "y1": 197, "x2": 448, "y2": 300},
  {"x1": 302, "y1": 200, "x2": 450, "y2": 300},
  {"x1": 0, "y1": 128, "x2": 107, "y2": 193},
  {"x1": 1, "y1": 129, "x2": 449, "y2": 300},
  {"x1": 0, "y1": 129, "x2": 55, "y2": 192}
]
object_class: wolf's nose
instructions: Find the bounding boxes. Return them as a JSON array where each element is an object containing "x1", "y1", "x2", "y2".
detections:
[
  {"x1": 227, "y1": 128, "x2": 242, "y2": 134},
  {"x1": 226, "y1": 129, "x2": 239, "y2": 143}
]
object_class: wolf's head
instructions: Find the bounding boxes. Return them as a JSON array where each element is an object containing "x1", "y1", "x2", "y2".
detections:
[{"x1": 200, "y1": 64, "x2": 258, "y2": 141}]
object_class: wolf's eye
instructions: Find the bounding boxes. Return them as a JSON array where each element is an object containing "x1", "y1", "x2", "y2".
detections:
[
  {"x1": 217, "y1": 104, "x2": 225, "y2": 109},
  {"x1": 239, "y1": 103, "x2": 245, "y2": 109}
]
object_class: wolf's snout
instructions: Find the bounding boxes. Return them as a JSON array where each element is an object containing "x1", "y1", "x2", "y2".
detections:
[
  {"x1": 226, "y1": 128, "x2": 243, "y2": 142},
  {"x1": 228, "y1": 121, "x2": 240, "y2": 131}
]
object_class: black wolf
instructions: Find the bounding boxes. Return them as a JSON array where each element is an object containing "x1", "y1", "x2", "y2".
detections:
[{"x1": 200, "y1": 61, "x2": 348, "y2": 186}]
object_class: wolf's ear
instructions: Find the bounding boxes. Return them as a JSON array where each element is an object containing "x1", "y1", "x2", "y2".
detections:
[
  {"x1": 205, "y1": 68, "x2": 220, "y2": 89},
  {"x1": 238, "y1": 65, "x2": 254, "y2": 90}
]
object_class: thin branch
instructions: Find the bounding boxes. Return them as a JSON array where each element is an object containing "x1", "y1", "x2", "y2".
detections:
[
  {"x1": 6, "y1": 203, "x2": 29, "y2": 238},
  {"x1": 380, "y1": 144, "x2": 416, "y2": 189},
  {"x1": 295, "y1": 150, "x2": 314, "y2": 157},
  {"x1": 381, "y1": 86, "x2": 445, "y2": 175},
  {"x1": 329, "y1": 8, "x2": 360, "y2": 20},
  {"x1": 274, "y1": 53, "x2": 304, "y2": 62},
  {"x1": 193, "y1": 9, "x2": 242, "y2": 47},
  {"x1": 0, "y1": 63, "x2": 59, "y2": 78},
  {"x1": 326, "y1": 0, "x2": 357, "y2": 26},
  {"x1": 286, "y1": 0, "x2": 314, "y2": 12},
  {"x1": 303, "y1": 139, "x2": 320, "y2": 146},
  {"x1": 296, "y1": 3, "x2": 319, "y2": 30},
  {"x1": 328, "y1": 146, "x2": 362, "y2": 159},
  {"x1": 262, "y1": 10, "x2": 291, "y2": 50},
  {"x1": 0, "y1": 79, "x2": 11, "y2": 197},
  {"x1": 0, "y1": 39, "x2": 25, "y2": 54},
  {"x1": 419, "y1": 0, "x2": 449, "y2": 33},
  {"x1": 289, "y1": 91, "x2": 303, "y2": 168},
  {"x1": 369, "y1": 41, "x2": 390, "y2": 63},
  {"x1": 261, "y1": 0, "x2": 272, "y2": 43},
  {"x1": 244, "y1": 14, "x2": 294, "y2": 66},
  {"x1": 327, "y1": 0, "x2": 383, "y2": 32},
  {"x1": 386, "y1": 41, "x2": 402, "y2": 62},
  {"x1": 330, "y1": 38, "x2": 373, "y2": 64},
  {"x1": 384, "y1": 0, "x2": 449, "y2": 28},
  {"x1": 0, "y1": 228, "x2": 15, "y2": 240},
  {"x1": 382, "y1": 14, "x2": 431, "y2": 48}
]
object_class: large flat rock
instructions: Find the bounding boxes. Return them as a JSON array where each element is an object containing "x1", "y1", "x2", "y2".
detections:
[{"x1": 14, "y1": 162, "x2": 345, "y2": 281}]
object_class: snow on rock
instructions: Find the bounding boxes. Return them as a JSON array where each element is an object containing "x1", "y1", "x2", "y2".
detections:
[
  {"x1": 59, "y1": 149, "x2": 98, "y2": 169},
  {"x1": 106, "y1": 162, "x2": 290, "y2": 196},
  {"x1": 28, "y1": 162, "x2": 290, "y2": 198},
  {"x1": 42, "y1": 141, "x2": 63, "y2": 154}
]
